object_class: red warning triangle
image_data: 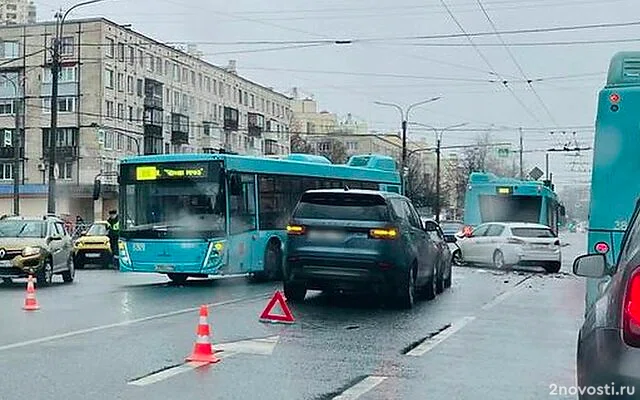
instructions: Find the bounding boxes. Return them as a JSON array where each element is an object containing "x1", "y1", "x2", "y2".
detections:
[{"x1": 259, "y1": 291, "x2": 295, "y2": 324}]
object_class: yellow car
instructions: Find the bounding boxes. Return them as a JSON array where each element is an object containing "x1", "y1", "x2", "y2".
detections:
[{"x1": 73, "y1": 221, "x2": 112, "y2": 269}]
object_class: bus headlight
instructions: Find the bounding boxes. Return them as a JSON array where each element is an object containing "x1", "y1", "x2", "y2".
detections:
[{"x1": 119, "y1": 241, "x2": 131, "y2": 264}]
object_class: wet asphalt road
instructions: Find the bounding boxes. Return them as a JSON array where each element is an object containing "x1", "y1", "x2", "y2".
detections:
[{"x1": 0, "y1": 232, "x2": 586, "y2": 400}]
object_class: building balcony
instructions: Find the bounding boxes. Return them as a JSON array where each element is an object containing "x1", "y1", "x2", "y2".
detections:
[
  {"x1": 143, "y1": 96, "x2": 163, "y2": 109},
  {"x1": 171, "y1": 130, "x2": 188, "y2": 145},
  {"x1": 42, "y1": 145, "x2": 79, "y2": 160},
  {"x1": 0, "y1": 146, "x2": 23, "y2": 159}
]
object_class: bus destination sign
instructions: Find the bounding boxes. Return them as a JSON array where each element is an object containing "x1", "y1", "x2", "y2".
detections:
[
  {"x1": 496, "y1": 186, "x2": 513, "y2": 195},
  {"x1": 135, "y1": 164, "x2": 208, "y2": 181}
]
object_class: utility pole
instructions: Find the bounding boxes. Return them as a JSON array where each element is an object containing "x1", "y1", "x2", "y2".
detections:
[
  {"x1": 47, "y1": 11, "x2": 62, "y2": 214},
  {"x1": 13, "y1": 86, "x2": 21, "y2": 215},
  {"x1": 47, "y1": 0, "x2": 106, "y2": 215},
  {"x1": 545, "y1": 152, "x2": 550, "y2": 181},
  {"x1": 435, "y1": 137, "x2": 441, "y2": 222},
  {"x1": 519, "y1": 127, "x2": 524, "y2": 179}
]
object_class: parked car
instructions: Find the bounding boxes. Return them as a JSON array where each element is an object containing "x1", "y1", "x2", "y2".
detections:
[
  {"x1": 0, "y1": 215, "x2": 75, "y2": 286},
  {"x1": 285, "y1": 189, "x2": 441, "y2": 308},
  {"x1": 456, "y1": 222, "x2": 561, "y2": 273},
  {"x1": 73, "y1": 221, "x2": 113, "y2": 269},
  {"x1": 574, "y1": 198, "x2": 640, "y2": 399},
  {"x1": 421, "y1": 218, "x2": 453, "y2": 292}
]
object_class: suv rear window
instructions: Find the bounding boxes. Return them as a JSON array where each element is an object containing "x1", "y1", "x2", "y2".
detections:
[
  {"x1": 511, "y1": 227, "x2": 555, "y2": 238},
  {"x1": 293, "y1": 193, "x2": 390, "y2": 221}
]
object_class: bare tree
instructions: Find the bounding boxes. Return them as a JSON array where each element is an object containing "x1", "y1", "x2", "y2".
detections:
[
  {"x1": 290, "y1": 134, "x2": 313, "y2": 154},
  {"x1": 317, "y1": 139, "x2": 348, "y2": 164}
]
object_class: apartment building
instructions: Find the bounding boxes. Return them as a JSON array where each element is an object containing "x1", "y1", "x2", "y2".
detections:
[
  {"x1": 0, "y1": 17, "x2": 292, "y2": 219},
  {"x1": 0, "y1": 0, "x2": 35, "y2": 25},
  {"x1": 290, "y1": 97, "x2": 337, "y2": 135}
]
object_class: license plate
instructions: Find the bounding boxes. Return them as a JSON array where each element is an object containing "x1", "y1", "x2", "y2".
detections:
[
  {"x1": 308, "y1": 231, "x2": 344, "y2": 241},
  {"x1": 155, "y1": 264, "x2": 175, "y2": 272},
  {"x1": 85, "y1": 253, "x2": 100, "y2": 258},
  {"x1": 0, "y1": 260, "x2": 11, "y2": 267}
]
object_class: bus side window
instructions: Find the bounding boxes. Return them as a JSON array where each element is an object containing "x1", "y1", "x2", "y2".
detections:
[{"x1": 230, "y1": 173, "x2": 256, "y2": 234}]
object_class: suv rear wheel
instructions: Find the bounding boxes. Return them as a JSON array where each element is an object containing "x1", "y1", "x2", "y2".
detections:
[
  {"x1": 284, "y1": 281, "x2": 306, "y2": 302},
  {"x1": 396, "y1": 266, "x2": 416, "y2": 309}
]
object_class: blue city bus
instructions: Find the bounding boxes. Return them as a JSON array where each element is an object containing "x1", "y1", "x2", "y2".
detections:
[
  {"x1": 103, "y1": 153, "x2": 401, "y2": 283},
  {"x1": 585, "y1": 51, "x2": 640, "y2": 309},
  {"x1": 462, "y1": 172, "x2": 564, "y2": 233}
]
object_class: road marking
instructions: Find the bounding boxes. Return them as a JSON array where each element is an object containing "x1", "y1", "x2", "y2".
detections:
[
  {"x1": 128, "y1": 335, "x2": 280, "y2": 386},
  {"x1": 332, "y1": 376, "x2": 388, "y2": 400},
  {"x1": 0, "y1": 293, "x2": 271, "y2": 353},
  {"x1": 405, "y1": 316, "x2": 476, "y2": 357},
  {"x1": 480, "y1": 275, "x2": 533, "y2": 311}
]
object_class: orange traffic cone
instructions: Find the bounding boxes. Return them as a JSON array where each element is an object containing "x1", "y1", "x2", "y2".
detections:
[
  {"x1": 185, "y1": 305, "x2": 220, "y2": 364},
  {"x1": 23, "y1": 275, "x2": 39, "y2": 311}
]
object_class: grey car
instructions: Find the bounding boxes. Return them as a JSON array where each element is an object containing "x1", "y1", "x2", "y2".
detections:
[{"x1": 574, "y1": 198, "x2": 640, "y2": 399}]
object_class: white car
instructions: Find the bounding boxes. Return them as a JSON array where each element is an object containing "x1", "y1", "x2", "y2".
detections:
[{"x1": 456, "y1": 222, "x2": 561, "y2": 273}]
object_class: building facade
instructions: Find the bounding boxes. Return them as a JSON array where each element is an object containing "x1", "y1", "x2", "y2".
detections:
[
  {"x1": 0, "y1": 0, "x2": 35, "y2": 26},
  {"x1": 0, "y1": 18, "x2": 291, "y2": 220},
  {"x1": 290, "y1": 97, "x2": 337, "y2": 135}
]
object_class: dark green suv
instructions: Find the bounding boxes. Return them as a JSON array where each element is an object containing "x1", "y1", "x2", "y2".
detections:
[{"x1": 285, "y1": 189, "x2": 441, "y2": 309}]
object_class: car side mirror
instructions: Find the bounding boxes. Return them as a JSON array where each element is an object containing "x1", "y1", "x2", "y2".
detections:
[
  {"x1": 573, "y1": 254, "x2": 607, "y2": 278},
  {"x1": 423, "y1": 221, "x2": 439, "y2": 232}
]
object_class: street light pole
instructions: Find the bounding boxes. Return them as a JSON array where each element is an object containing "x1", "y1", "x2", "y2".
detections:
[
  {"x1": 374, "y1": 97, "x2": 441, "y2": 195},
  {"x1": 408, "y1": 122, "x2": 468, "y2": 222},
  {"x1": 48, "y1": 0, "x2": 106, "y2": 215}
]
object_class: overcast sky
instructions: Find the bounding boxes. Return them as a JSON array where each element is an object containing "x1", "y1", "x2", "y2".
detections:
[{"x1": 36, "y1": 0, "x2": 636, "y2": 189}]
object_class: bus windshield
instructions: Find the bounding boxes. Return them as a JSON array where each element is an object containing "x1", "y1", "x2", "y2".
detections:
[
  {"x1": 121, "y1": 161, "x2": 226, "y2": 238},
  {"x1": 479, "y1": 195, "x2": 541, "y2": 224}
]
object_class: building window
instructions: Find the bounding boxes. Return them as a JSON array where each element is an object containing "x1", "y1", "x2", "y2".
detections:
[
  {"x1": 1, "y1": 41, "x2": 18, "y2": 59},
  {"x1": 173, "y1": 63, "x2": 179, "y2": 80},
  {"x1": 42, "y1": 96, "x2": 76, "y2": 113},
  {"x1": 104, "y1": 131, "x2": 114, "y2": 149},
  {"x1": 136, "y1": 107, "x2": 142, "y2": 124},
  {"x1": 128, "y1": 106, "x2": 133, "y2": 122},
  {"x1": 156, "y1": 57, "x2": 162, "y2": 74},
  {"x1": 250, "y1": 94, "x2": 255, "y2": 109},
  {"x1": 117, "y1": 132, "x2": 123, "y2": 150},
  {"x1": 136, "y1": 78, "x2": 143, "y2": 97},
  {"x1": 147, "y1": 53, "x2": 154, "y2": 72},
  {"x1": 60, "y1": 162, "x2": 73, "y2": 180},
  {"x1": 105, "y1": 38, "x2": 114, "y2": 57},
  {"x1": 127, "y1": 75, "x2": 134, "y2": 94},
  {"x1": 128, "y1": 46, "x2": 134, "y2": 64},
  {"x1": 117, "y1": 42, "x2": 124, "y2": 61},
  {"x1": 105, "y1": 68, "x2": 114, "y2": 89},
  {"x1": 106, "y1": 100, "x2": 114, "y2": 118},
  {"x1": 182, "y1": 67, "x2": 188, "y2": 83},
  {"x1": 0, "y1": 163, "x2": 12, "y2": 180},
  {"x1": 173, "y1": 91, "x2": 180, "y2": 108},
  {"x1": 164, "y1": 60, "x2": 170, "y2": 76},
  {"x1": 0, "y1": 100, "x2": 13, "y2": 115},
  {"x1": 127, "y1": 137, "x2": 133, "y2": 152},
  {"x1": 191, "y1": 70, "x2": 196, "y2": 86},
  {"x1": 117, "y1": 103, "x2": 124, "y2": 120},
  {"x1": 206, "y1": 76, "x2": 211, "y2": 92},
  {"x1": 198, "y1": 73, "x2": 203, "y2": 90},
  {"x1": 138, "y1": 49, "x2": 143, "y2": 66},
  {"x1": 44, "y1": 65, "x2": 77, "y2": 83},
  {"x1": 60, "y1": 37, "x2": 74, "y2": 56},
  {"x1": 117, "y1": 73, "x2": 124, "y2": 92}
]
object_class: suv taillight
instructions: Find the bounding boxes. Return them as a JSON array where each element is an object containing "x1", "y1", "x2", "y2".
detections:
[
  {"x1": 286, "y1": 224, "x2": 305, "y2": 236},
  {"x1": 623, "y1": 268, "x2": 640, "y2": 347},
  {"x1": 369, "y1": 227, "x2": 398, "y2": 240}
]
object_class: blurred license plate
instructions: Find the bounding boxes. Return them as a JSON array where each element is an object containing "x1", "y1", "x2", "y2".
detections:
[
  {"x1": 155, "y1": 264, "x2": 175, "y2": 272},
  {"x1": 85, "y1": 253, "x2": 100, "y2": 258},
  {"x1": 308, "y1": 231, "x2": 344, "y2": 241}
]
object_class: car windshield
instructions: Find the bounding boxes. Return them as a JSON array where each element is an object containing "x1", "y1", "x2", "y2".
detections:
[
  {"x1": 511, "y1": 227, "x2": 556, "y2": 238},
  {"x1": 87, "y1": 224, "x2": 108, "y2": 236},
  {"x1": 0, "y1": 220, "x2": 45, "y2": 238},
  {"x1": 293, "y1": 193, "x2": 390, "y2": 221}
]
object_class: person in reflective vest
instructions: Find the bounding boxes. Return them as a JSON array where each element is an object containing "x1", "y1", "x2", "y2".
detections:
[{"x1": 106, "y1": 209, "x2": 120, "y2": 266}]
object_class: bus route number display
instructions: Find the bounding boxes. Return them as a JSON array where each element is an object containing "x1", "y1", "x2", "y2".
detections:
[
  {"x1": 135, "y1": 164, "x2": 208, "y2": 181},
  {"x1": 496, "y1": 186, "x2": 513, "y2": 195}
]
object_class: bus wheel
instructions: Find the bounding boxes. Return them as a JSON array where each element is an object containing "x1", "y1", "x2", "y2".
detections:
[
  {"x1": 252, "y1": 240, "x2": 282, "y2": 282},
  {"x1": 167, "y1": 273, "x2": 189, "y2": 284}
]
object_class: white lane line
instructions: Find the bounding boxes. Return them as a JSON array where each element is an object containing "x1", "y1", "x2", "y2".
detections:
[
  {"x1": 480, "y1": 275, "x2": 533, "y2": 311},
  {"x1": 332, "y1": 376, "x2": 388, "y2": 400},
  {"x1": 0, "y1": 293, "x2": 270, "y2": 352},
  {"x1": 128, "y1": 352, "x2": 234, "y2": 387},
  {"x1": 405, "y1": 316, "x2": 476, "y2": 357}
]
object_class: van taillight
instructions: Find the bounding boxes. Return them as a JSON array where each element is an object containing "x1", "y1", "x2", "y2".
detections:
[
  {"x1": 369, "y1": 228, "x2": 398, "y2": 240},
  {"x1": 286, "y1": 224, "x2": 305, "y2": 235},
  {"x1": 623, "y1": 269, "x2": 640, "y2": 347}
]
